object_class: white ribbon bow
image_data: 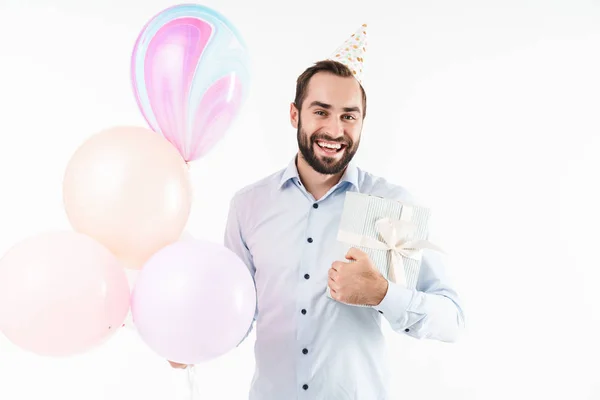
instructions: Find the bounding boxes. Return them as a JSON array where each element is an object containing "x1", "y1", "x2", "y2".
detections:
[{"x1": 337, "y1": 217, "x2": 444, "y2": 287}]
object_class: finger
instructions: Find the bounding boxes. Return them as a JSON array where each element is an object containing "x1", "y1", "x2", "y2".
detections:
[
  {"x1": 331, "y1": 261, "x2": 344, "y2": 272},
  {"x1": 328, "y1": 268, "x2": 337, "y2": 281},
  {"x1": 328, "y1": 277, "x2": 338, "y2": 292},
  {"x1": 345, "y1": 247, "x2": 365, "y2": 261},
  {"x1": 330, "y1": 289, "x2": 340, "y2": 301},
  {"x1": 330, "y1": 285, "x2": 342, "y2": 301},
  {"x1": 168, "y1": 361, "x2": 188, "y2": 369}
]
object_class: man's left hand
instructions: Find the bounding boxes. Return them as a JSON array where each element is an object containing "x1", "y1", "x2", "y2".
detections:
[{"x1": 328, "y1": 247, "x2": 389, "y2": 306}]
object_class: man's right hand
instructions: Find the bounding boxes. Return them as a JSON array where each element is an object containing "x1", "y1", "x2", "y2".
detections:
[{"x1": 168, "y1": 360, "x2": 190, "y2": 369}]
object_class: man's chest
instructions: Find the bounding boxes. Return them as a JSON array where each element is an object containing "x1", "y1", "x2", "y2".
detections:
[{"x1": 244, "y1": 194, "x2": 348, "y2": 292}]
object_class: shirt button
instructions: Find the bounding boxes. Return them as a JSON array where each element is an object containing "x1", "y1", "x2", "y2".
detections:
[
  {"x1": 313, "y1": 203, "x2": 318, "y2": 209},
  {"x1": 304, "y1": 274, "x2": 310, "y2": 280},
  {"x1": 307, "y1": 237, "x2": 313, "y2": 243},
  {"x1": 302, "y1": 384, "x2": 309, "y2": 390},
  {"x1": 302, "y1": 348, "x2": 308, "y2": 354},
  {"x1": 301, "y1": 309, "x2": 307, "y2": 315},
  {"x1": 405, "y1": 328, "x2": 410, "y2": 332}
]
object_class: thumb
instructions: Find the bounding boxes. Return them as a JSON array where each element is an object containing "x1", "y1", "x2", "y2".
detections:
[{"x1": 345, "y1": 247, "x2": 366, "y2": 261}]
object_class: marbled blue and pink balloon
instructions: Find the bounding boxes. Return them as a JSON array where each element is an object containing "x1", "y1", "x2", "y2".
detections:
[{"x1": 131, "y1": 4, "x2": 250, "y2": 161}]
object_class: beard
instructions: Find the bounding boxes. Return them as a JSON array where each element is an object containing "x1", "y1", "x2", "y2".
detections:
[{"x1": 297, "y1": 122, "x2": 359, "y2": 175}]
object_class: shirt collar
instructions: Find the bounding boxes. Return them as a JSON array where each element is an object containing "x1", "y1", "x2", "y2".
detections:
[
  {"x1": 278, "y1": 156, "x2": 300, "y2": 189},
  {"x1": 278, "y1": 155, "x2": 360, "y2": 191}
]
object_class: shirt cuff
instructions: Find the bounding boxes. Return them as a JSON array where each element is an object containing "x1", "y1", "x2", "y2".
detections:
[{"x1": 373, "y1": 281, "x2": 414, "y2": 317}]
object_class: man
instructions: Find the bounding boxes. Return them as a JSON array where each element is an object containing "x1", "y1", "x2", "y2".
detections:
[{"x1": 171, "y1": 24, "x2": 465, "y2": 399}]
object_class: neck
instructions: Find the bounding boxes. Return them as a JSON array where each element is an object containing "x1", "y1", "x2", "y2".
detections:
[{"x1": 296, "y1": 153, "x2": 346, "y2": 201}]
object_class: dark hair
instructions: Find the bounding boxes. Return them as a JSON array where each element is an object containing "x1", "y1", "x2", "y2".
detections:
[{"x1": 294, "y1": 59, "x2": 367, "y2": 118}]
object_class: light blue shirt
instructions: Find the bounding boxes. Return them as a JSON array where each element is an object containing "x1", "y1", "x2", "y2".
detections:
[{"x1": 224, "y1": 156, "x2": 465, "y2": 400}]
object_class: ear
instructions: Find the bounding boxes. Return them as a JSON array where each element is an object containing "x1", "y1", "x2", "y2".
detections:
[{"x1": 290, "y1": 102, "x2": 299, "y2": 129}]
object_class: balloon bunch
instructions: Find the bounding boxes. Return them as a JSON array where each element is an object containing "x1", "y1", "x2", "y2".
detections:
[{"x1": 0, "y1": 4, "x2": 255, "y2": 365}]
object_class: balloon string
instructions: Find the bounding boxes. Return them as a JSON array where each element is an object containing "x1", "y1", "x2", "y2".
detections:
[{"x1": 187, "y1": 365, "x2": 200, "y2": 399}]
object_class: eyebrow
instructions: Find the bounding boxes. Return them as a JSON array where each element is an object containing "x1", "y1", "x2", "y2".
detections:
[{"x1": 309, "y1": 101, "x2": 361, "y2": 114}]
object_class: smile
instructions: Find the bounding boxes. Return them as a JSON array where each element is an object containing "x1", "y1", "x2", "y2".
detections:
[{"x1": 315, "y1": 140, "x2": 346, "y2": 154}]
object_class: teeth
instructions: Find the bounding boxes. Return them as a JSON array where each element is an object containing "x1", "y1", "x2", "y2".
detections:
[{"x1": 317, "y1": 141, "x2": 342, "y2": 150}]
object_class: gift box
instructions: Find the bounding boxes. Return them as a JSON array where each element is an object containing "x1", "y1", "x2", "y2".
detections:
[{"x1": 326, "y1": 191, "x2": 443, "y2": 307}]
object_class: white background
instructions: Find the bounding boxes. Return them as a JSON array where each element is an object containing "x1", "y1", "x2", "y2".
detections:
[{"x1": 0, "y1": 0, "x2": 599, "y2": 399}]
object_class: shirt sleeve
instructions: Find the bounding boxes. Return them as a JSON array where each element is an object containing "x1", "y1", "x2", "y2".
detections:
[
  {"x1": 223, "y1": 195, "x2": 258, "y2": 346},
  {"x1": 372, "y1": 244, "x2": 465, "y2": 343}
]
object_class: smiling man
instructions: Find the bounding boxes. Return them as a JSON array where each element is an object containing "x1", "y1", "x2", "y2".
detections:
[
  {"x1": 172, "y1": 24, "x2": 465, "y2": 399},
  {"x1": 292, "y1": 66, "x2": 365, "y2": 201}
]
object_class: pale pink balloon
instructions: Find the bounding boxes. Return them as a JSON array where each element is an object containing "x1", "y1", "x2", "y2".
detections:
[
  {"x1": 121, "y1": 230, "x2": 195, "y2": 331},
  {"x1": 62, "y1": 126, "x2": 193, "y2": 270},
  {"x1": 131, "y1": 239, "x2": 256, "y2": 365},
  {"x1": 0, "y1": 231, "x2": 130, "y2": 357}
]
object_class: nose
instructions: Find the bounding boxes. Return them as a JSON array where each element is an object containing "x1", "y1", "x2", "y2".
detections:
[{"x1": 324, "y1": 117, "x2": 344, "y2": 139}]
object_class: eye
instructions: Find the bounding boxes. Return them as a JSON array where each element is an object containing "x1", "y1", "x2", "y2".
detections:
[
  {"x1": 315, "y1": 110, "x2": 327, "y2": 116},
  {"x1": 343, "y1": 115, "x2": 356, "y2": 120}
]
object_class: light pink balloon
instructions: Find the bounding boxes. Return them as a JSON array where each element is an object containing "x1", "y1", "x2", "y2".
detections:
[
  {"x1": 0, "y1": 231, "x2": 131, "y2": 357},
  {"x1": 131, "y1": 239, "x2": 256, "y2": 364},
  {"x1": 121, "y1": 230, "x2": 195, "y2": 331}
]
